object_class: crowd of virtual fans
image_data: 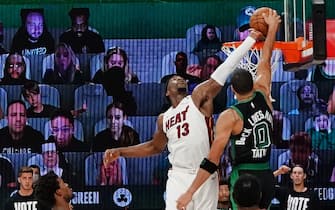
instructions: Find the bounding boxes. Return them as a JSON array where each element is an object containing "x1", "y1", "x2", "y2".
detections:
[{"x1": 0, "y1": 5, "x2": 335, "y2": 209}]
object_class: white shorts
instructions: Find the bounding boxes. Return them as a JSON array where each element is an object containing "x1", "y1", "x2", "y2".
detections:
[{"x1": 165, "y1": 167, "x2": 218, "y2": 210}]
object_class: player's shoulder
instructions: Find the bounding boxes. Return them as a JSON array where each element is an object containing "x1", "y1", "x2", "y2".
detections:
[
  {"x1": 157, "y1": 113, "x2": 165, "y2": 124},
  {"x1": 217, "y1": 108, "x2": 240, "y2": 124},
  {"x1": 158, "y1": 113, "x2": 165, "y2": 119}
]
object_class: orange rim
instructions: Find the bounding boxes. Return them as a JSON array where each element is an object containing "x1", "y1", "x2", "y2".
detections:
[{"x1": 222, "y1": 37, "x2": 314, "y2": 63}]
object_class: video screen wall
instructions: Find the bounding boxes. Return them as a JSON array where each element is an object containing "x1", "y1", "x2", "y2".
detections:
[{"x1": 1, "y1": 1, "x2": 335, "y2": 209}]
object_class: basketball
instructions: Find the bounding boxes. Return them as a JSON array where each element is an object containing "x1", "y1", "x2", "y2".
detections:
[{"x1": 249, "y1": 7, "x2": 270, "y2": 37}]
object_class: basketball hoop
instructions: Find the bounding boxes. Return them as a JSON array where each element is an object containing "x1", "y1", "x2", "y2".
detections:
[{"x1": 221, "y1": 37, "x2": 314, "y2": 78}]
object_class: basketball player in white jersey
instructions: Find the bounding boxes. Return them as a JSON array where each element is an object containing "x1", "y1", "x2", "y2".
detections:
[{"x1": 104, "y1": 30, "x2": 262, "y2": 210}]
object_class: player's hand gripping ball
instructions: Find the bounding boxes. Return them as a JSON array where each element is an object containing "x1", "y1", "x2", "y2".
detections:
[{"x1": 249, "y1": 7, "x2": 271, "y2": 37}]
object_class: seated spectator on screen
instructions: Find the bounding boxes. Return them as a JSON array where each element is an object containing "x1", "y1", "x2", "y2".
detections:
[
  {"x1": 193, "y1": 24, "x2": 222, "y2": 63},
  {"x1": 92, "y1": 65, "x2": 137, "y2": 115},
  {"x1": 59, "y1": 8, "x2": 105, "y2": 54},
  {"x1": 160, "y1": 51, "x2": 201, "y2": 92},
  {"x1": 0, "y1": 156, "x2": 16, "y2": 188},
  {"x1": 29, "y1": 164, "x2": 41, "y2": 186},
  {"x1": 287, "y1": 83, "x2": 326, "y2": 133},
  {"x1": 92, "y1": 46, "x2": 139, "y2": 84},
  {"x1": 11, "y1": 8, "x2": 54, "y2": 55},
  {"x1": 4, "y1": 166, "x2": 40, "y2": 210},
  {"x1": 43, "y1": 43, "x2": 84, "y2": 84},
  {"x1": 307, "y1": 111, "x2": 335, "y2": 150},
  {"x1": 234, "y1": 6, "x2": 256, "y2": 41},
  {"x1": 199, "y1": 54, "x2": 222, "y2": 81},
  {"x1": 0, "y1": 21, "x2": 8, "y2": 54},
  {"x1": 288, "y1": 83, "x2": 319, "y2": 116},
  {"x1": 99, "y1": 158, "x2": 126, "y2": 186},
  {"x1": 21, "y1": 80, "x2": 59, "y2": 118},
  {"x1": 0, "y1": 53, "x2": 30, "y2": 85},
  {"x1": 185, "y1": 64, "x2": 202, "y2": 78},
  {"x1": 277, "y1": 132, "x2": 319, "y2": 187},
  {"x1": 46, "y1": 109, "x2": 89, "y2": 152},
  {"x1": 217, "y1": 178, "x2": 231, "y2": 210},
  {"x1": 92, "y1": 101, "x2": 140, "y2": 152},
  {"x1": 0, "y1": 100, "x2": 44, "y2": 154},
  {"x1": 39, "y1": 141, "x2": 78, "y2": 187}
]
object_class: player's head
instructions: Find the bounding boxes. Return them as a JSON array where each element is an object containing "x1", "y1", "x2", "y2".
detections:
[
  {"x1": 34, "y1": 171, "x2": 73, "y2": 208},
  {"x1": 165, "y1": 75, "x2": 188, "y2": 100},
  {"x1": 233, "y1": 174, "x2": 261, "y2": 208},
  {"x1": 230, "y1": 68, "x2": 253, "y2": 96}
]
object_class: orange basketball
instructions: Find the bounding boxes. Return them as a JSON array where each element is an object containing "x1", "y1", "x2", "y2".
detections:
[{"x1": 249, "y1": 7, "x2": 270, "y2": 37}]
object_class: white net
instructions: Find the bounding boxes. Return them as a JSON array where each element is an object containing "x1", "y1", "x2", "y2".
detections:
[{"x1": 221, "y1": 43, "x2": 282, "y2": 80}]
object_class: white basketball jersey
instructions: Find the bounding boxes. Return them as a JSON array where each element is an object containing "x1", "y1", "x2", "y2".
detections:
[{"x1": 163, "y1": 96, "x2": 211, "y2": 170}]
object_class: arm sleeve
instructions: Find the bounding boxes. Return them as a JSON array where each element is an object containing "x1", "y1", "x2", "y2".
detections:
[{"x1": 210, "y1": 36, "x2": 256, "y2": 86}]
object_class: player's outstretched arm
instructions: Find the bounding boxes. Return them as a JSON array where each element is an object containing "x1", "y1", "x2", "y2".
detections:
[
  {"x1": 254, "y1": 9, "x2": 281, "y2": 107},
  {"x1": 104, "y1": 114, "x2": 167, "y2": 166},
  {"x1": 192, "y1": 30, "x2": 263, "y2": 115},
  {"x1": 176, "y1": 109, "x2": 237, "y2": 210}
]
